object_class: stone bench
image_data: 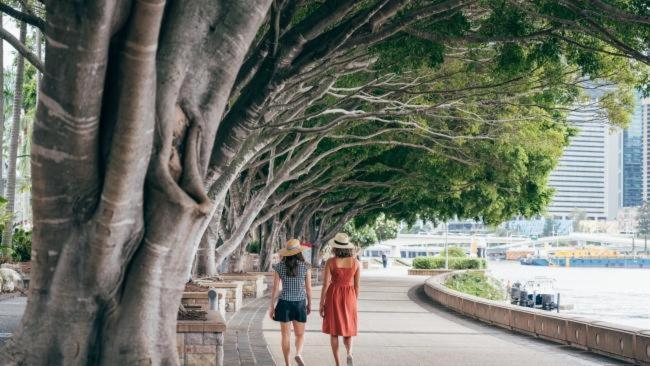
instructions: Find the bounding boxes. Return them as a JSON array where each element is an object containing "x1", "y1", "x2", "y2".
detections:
[
  {"x1": 182, "y1": 289, "x2": 227, "y2": 318},
  {"x1": 177, "y1": 310, "x2": 226, "y2": 366},
  {"x1": 191, "y1": 281, "x2": 243, "y2": 313},
  {"x1": 218, "y1": 274, "x2": 267, "y2": 298}
]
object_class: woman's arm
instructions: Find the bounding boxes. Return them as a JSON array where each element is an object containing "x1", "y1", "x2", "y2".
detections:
[
  {"x1": 269, "y1": 272, "x2": 281, "y2": 319},
  {"x1": 305, "y1": 268, "x2": 312, "y2": 315},
  {"x1": 319, "y1": 259, "x2": 331, "y2": 317},
  {"x1": 354, "y1": 260, "x2": 361, "y2": 298}
]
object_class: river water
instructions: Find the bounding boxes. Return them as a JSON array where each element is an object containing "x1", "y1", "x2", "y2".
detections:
[{"x1": 486, "y1": 260, "x2": 650, "y2": 329}]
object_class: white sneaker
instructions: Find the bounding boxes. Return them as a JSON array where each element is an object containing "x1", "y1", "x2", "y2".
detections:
[
  {"x1": 347, "y1": 355, "x2": 354, "y2": 366},
  {"x1": 295, "y1": 355, "x2": 305, "y2": 366}
]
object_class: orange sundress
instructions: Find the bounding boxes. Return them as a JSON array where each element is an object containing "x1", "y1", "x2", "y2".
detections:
[{"x1": 322, "y1": 258, "x2": 358, "y2": 336}]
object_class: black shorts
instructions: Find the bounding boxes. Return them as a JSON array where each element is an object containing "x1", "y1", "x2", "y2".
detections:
[{"x1": 274, "y1": 299, "x2": 307, "y2": 323}]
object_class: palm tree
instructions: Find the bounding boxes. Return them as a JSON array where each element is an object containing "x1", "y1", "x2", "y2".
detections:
[{"x1": 2, "y1": 19, "x2": 27, "y2": 247}]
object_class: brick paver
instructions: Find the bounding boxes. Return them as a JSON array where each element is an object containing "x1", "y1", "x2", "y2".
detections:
[{"x1": 225, "y1": 296, "x2": 276, "y2": 366}]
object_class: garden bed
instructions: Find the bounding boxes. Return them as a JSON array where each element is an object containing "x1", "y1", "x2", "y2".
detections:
[
  {"x1": 408, "y1": 268, "x2": 454, "y2": 276},
  {"x1": 177, "y1": 310, "x2": 226, "y2": 366}
]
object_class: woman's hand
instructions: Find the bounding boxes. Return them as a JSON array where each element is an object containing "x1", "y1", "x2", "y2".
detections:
[
  {"x1": 306, "y1": 301, "x2": 312, "y2": 315},
  {"x1": 269, "y1": 306, "x2": 275, "y2": 320},
  {"x1": 319, "y1": 303, "x2": 325, "y2": 318}
]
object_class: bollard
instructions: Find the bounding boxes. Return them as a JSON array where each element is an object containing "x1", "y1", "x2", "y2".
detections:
[{"x1": 208, "y1": 288, "x2": 218, "y2": 311}]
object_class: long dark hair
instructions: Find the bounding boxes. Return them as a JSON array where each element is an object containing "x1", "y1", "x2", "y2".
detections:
[
  {"x1": 333, "y1": 248, "x2": 355, "y2": 258},
  {"x1": 283, "y1": 253, "x2": 306, "y2": 277}
]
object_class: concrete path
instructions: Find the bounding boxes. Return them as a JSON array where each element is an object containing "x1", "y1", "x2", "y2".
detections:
[
  {"x1": 262, "y1": 267, "x2": 628, "y2": 366},
  {"x1": 224, "y1": 296, "x2": 276, "y2": 366},
  {"x1": 0, "y1": 296, "x2": 26, "y2": 345},
  {"x1": 0, "y1": 270, "x2": 631, "y2": 365}
]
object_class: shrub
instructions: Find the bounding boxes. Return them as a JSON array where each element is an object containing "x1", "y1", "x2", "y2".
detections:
[
  {"x1": 444, "y1": 271, "x2": 506, "y2": 301},
  {"x1": 412, "y1": 256, "x2": 438, "y2": 269},
  {"x1": 437, "y1": 247, "x2": 466, "y2": 258},
  {"x1": 11, "y1": 228, "x2": 32, "y2": 262},
  {"x1": 246, "y1": 240, "x2": 260, "y2": 254},
  {"x1": 412, "y1": 256, "x2": 486, "y2": 270}
]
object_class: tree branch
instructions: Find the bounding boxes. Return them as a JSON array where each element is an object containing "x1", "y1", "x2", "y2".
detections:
[
  {"x1": 0, "y1": 3, "x2": 45, "y2": 31},
  {"x1": 0, "y1": 26, "x2": 44, "y2": 72}
]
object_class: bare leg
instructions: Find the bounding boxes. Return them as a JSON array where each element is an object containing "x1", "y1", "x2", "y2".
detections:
[
  {"x1": 330, "y1": 335, "x2": 341, "y2": 366},
  {"x1": 292, "y1": 321, "x2": 306, "y2": 356},
  {"x1": 280, "y1": 322, "x2": 291, "y2": 366},
  {"x1": 343, "y1": 336, "x2": 353, "y2": 357}
]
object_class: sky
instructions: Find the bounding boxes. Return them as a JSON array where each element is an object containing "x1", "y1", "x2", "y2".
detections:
[{"x1": 3, "y1": 14, "x2": 23, "y2": 67}]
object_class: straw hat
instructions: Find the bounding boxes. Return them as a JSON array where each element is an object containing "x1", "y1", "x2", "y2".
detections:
[
  {"x1": 329, "y1": 233, "x2": 355, "y2": 249},
  {"x1": 278, "y1": 239, "x2": 306, "y2": 257}
]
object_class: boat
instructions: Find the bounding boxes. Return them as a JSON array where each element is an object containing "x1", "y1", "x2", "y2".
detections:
[
  {"x1": 509, "y1": 277, "x2": 559, "y2": 311},
  {"x1": 519, "y1": 247, "x2": 650, "y2": 268}
]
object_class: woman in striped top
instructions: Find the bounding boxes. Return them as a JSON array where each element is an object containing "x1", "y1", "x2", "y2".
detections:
[{"x1": 269, "y1": 239, "x2": 312, "y2": 366}]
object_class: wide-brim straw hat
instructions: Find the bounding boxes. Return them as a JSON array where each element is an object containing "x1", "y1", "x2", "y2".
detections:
[
  {"x1": 278, "y1": 239, "x2": 306, "y2": 257},
  {"x1": 329, "y1": 233, "x2": 355, "y2": 249}
]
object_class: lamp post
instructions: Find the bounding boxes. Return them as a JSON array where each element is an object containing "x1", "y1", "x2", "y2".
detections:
[{"x1": 444, "y1": 221, "x2": 449, "y2": 270}]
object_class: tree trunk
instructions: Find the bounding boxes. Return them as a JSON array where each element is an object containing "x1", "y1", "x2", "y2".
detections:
[
  {"x1": 195, "y1": 203, "x2": 223, "y2": 277},
  {"x1": 2, "y1": 18, "x2": 26, "y2": 247},
  {"x1": 229, "y1": 240, "x2": 247, "y2": 273},
  {"x1": 260, "y1": 217, "x2": 281, "y2": 271},
  {"x1": 196, "y1": 223, "x2": 218, "y2": 277},
  {"x1": 0, "y1": 14, "x2": 5, "y2": 197},
  {"x1": 1, "y1": 1, "x2": 272, "y2": 364}
]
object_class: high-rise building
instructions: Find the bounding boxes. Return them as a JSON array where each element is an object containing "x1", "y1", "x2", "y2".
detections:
[
  {"x1": 622, "y1": 93, "x2": 645, "y2": 207},
  {"x1": 546, "y1": 101, "x2": 622, "y2": 220},
  {"x1": 641, "y1": 97, "x2": 650, "y2": 202}
]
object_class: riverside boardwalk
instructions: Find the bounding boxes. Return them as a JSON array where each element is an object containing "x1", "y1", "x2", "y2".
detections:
[
  {"x1": 0, "y1": 268, "x2": 631, "y2": 365},
  {"x1": 258, "y1": 265, "x2": 628, "y2": 366}
]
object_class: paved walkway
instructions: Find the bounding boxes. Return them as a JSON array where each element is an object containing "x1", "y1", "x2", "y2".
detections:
[
  {"x1": 261, "y1": 267, "x2": 628, "y2": 366},
  {"x1": 0, "y1": 269, "x2": 631, "y2": 365},
  {"x1": 224, "y1": 296, "x2": 276, "y2": 366},
  {"x1": 0, "y1": 296, "x2": 26, "y2": 345}
]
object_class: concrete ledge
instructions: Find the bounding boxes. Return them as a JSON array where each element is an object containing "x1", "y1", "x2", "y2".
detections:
[
  {"x1": 408, "y1": 269, "x2": 454, "y2": 276},
  {"x1": 424, "y1": 271, "x2": 650, "y2": 365},
  {"x1": 177, "y1": 311, "x2": 227, "y2": 333},
  {"x1": 184, "y1": 282, "x2": 243, "y2": 313},
  {"x1": 217, "y1": 274, "x2": 266, "y2": 298},
  {"x1": 177, "y1": 310, "x2": 225, "y2": 366}
]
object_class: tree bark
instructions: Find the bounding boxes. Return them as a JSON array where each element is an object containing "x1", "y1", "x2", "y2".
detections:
[
  {"x1": 0, "y1": 15, "x2": 4, "y2": 197},
  {"x1": 2, "y1": 17, "x2": 26, "y2": 247},
  {"x1": 196, "y1": 219, "x2": 218, "y2": 277},
  {"x1": 2, "y1": 1, "x2": 272, "y2": 364},
  {"x1": 260, "y1": 216, "x2": 282, "y2": 271}
]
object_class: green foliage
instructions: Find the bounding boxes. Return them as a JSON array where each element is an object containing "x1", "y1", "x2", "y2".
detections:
[
  {"x1": 444, "y1": 271, "x2": 506, "y2": 301},
  {"x1": 543, "y1": 217, "x2": 554, "y2": 237},
  {"x1": 372, "y1": 35, "x2": 445, "y2": 73},
  {"x1": 344, "y1": 221, "x2": 377, "y2": 248},
  {"x1": 10, "y1": 227, "x2": 31, "y2": 262},
  {"x1": 344, "y1": 213, "x2": 399, "y2": 248},
  {"x1": 246, "y1": 240, "x2": 261, "y2": 254},
  {"x1": 412, "y1": 256, "x2": 486, "y2": 270},
  {"x1": 0, "y1": 246, "x2": 13, "y2": 263},
  {"x1": 437, "y1": 247, "x2": 466, "y2": 258},
  {"x1": 637, "y1": 202, "x2": 650, "y2": 236}
]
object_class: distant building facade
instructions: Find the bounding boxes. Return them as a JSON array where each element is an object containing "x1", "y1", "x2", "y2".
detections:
[
  {"x1": 546, "y1": 102, "x2": 621, "y2": 220},
  {"x1": 641, "y1": 97, "x2": 650, "y2": 203},
  {"x1": 622, "y1": 93, "x2": 645, "y2": 207}
]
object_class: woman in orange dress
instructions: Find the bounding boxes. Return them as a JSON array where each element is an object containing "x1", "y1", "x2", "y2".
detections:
[{"x1": 320, "y1": 233, "x2": 361, "y2": 366}]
